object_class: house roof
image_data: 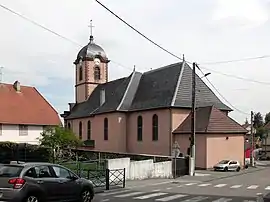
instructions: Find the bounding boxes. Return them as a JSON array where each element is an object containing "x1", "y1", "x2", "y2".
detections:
[
  {"x1": 0, "y1": 82, "x2": 61, "y2": 125},
  {"x1": 65, "y1": 62, "x2": 232, "y2": 119},
  {"x1": 173, "y1": 106, "x2": 247, "y2": 134}
]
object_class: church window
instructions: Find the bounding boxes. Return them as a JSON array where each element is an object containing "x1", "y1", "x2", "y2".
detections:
[
  {"x1": 79, "y1": 66, "x2": 83, "y2": 81},
  {"x1": 79, "y1": 121, "x2": 82, "y2": 140},
  {"x1": 104, "y1": 118, "x2": 108, "y2": 140},
  {"x1": 152, "y1": 114, "x2": 158, "y2": 141},
  {"x1": 87, "y1": 121, "x2": 91, "y2": 140},
  {"x1": 137, "y1": 116, "x2": 143, "y2": 141},
  {"x1": 94, "y1": 66, "x2": 101, "y2": 80}
]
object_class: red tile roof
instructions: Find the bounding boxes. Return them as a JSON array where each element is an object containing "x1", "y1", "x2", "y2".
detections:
[
  {"x1": 0, "y1": 82, "x2": 61, "y2": 125},
  {"x1": 173, "y1": 106, "x2": 247, "y2": 134}
]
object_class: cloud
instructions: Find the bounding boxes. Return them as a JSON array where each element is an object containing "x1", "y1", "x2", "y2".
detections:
[{"x1": 211, "y1": 0, "x2": 269, "y2": 29}]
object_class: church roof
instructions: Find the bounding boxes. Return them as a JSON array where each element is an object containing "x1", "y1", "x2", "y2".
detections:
[
  {"x1": 0, "y1": 82, "x2": 61, "y2": 125},
  {"x1": 173, "y1": 106, "x2": 247, "y2": 134},
  {"x1": 65, "y1": 62, "x2": 232, "y2": 119}
]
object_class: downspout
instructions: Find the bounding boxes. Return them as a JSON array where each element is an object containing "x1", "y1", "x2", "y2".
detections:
[{"x1": 169, "y1": 108, "x2": 172, "y2": 156}]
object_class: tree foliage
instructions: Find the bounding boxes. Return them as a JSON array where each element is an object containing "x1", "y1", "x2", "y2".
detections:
[
  {"x1": 253, "y1": 112, "x2": 264, "y2": 128},
  {"x1": 265, "y1": 112, "x2": 270, "y2": 124}
]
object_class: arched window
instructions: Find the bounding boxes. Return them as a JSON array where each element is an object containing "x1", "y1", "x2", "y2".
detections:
[
  {"x1": 137, "y1": 116, "x2": 143, "y2": 141},
  {"x1": 152, "y1": 114, "x2": 158, "y2": 141},
  {"x1": 104, "y1": 118, "x2": 108, "y2": 140},
  {"x1": 79, "y1": 66, "x2": 83, "y2": 81},
  {"x1": 67, "y1": 123, "x2": 71, "y2": 129},
  {"x1": 79, "y1": 121, "x2": 82, "y2": 140},
  {"x1": 87, "y1": 121, "x2": 91, "y2": 140},
  {"x1": 94, "y1": 66, "x2": 101, "y2": 80}
]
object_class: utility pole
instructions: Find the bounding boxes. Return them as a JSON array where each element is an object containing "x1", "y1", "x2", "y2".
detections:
[
  {"x1": 189, "y1": 62, "x2": 196, "y2": 176},
  {"x1": 250, "y1": 111, "x2": 255, "y2": 167}
]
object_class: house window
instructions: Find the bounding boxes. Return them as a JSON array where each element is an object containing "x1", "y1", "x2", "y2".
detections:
[
  {"x1": 67, "y1": 123, "x2": 71, "y2": 130},
  {"x1": 94, "y1": 66, "x2": 101, "y2": 80},
  {"x1": 152, "y1": 114, "x2": 158, "y2": 141},
  {"x1": 79, "y1": 122, "x2": 82, "y2": 140},
  {"x1": 104, "y1": 118, "x2": 108, "y2": 140},
  {"x1": 79, "y1": 67, "x2": 83, "y2": 81},
  {"x1": 137, "y1": 116, "x2": 143, "y2": 141},
  {"x1": 0, "y1": 123, "x2": 2, "y2": 136},
  {"x1": 19, "y1": 125, "x2": 28, "y2": 136},
  {"x1": 87, "y1": 121, "x2": 91, "y2": 140}
]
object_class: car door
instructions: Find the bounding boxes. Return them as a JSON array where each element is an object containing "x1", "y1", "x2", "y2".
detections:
[
  {"x1": 50, "y1": 165, "x2": 79, "y2": 201},
  {"x1": 228, "y1": 161, "x2": 237, "y2": 170},
  {"x1": 29, "y1": 165, "x2": 62, "y2": 202}
]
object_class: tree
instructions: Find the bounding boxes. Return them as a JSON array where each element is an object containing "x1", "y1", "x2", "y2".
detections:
[
  {"x1": 265, "y1": 112, "x2": 270, "y2": 124},
  {"x1": 39, "y1": 126, "x2": 81, "y2": 162},
  {"x1": 253, "y1": 112, "x2": 264, "y2": 129}
]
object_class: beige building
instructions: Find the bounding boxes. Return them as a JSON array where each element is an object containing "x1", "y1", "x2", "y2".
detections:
[{"x1": 61, "y1": 31, "x2": 246, "y2": 168}]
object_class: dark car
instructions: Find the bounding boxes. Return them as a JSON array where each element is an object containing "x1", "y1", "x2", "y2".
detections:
[{"x1": 0, "y1": 162, "x2": 94, "y2": 202}]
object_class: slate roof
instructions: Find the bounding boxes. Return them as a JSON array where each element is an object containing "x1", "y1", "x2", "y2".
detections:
[
  {"x1": 173, "y1": 106, "x2": 247, "y2": 134},
  {"x1": 65, "y1": 62, "x2": 232, "y2": 119},
  {"x1": 0, "y1": 82, "x2": 61, "y2": 125}
]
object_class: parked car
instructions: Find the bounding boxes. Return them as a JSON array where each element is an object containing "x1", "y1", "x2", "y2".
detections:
[
  {"x1": 0, "y1": 162, "x2": 94, "y2": 202},
  {"x1": 213, "y1": 160, "x2": 241, "y2": 172}
]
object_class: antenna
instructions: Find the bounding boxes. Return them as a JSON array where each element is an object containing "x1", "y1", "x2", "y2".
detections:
[{"x1": 0, "y1": 66, "x2": 3, "y2": 83}]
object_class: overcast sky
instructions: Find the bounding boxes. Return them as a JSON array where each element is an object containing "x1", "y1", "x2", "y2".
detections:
[{"x1": 1, "y1": 0, "x2": 270, "y2": 124}]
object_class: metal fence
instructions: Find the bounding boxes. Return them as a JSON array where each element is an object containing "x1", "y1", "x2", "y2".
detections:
[{"x1": 172, "y1": 157, "x2": 189, "y2": 178}]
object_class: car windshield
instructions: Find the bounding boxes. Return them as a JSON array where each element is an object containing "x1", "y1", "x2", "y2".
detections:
[
  {"x1": 0, "y1": 165, "x2": 23, "y2": 177},
  {"x1": 218, "y1": 160, "x2": 229, "y2": 164}
]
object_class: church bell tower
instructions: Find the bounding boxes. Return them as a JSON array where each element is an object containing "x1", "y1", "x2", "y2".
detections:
[{"x1": 74, "y1": 20, "x2": 109, "y2": 103}]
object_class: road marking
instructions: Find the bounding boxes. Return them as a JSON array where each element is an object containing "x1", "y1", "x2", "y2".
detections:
[
  {"x1": 166, "y1": 187, "x2": 172, "y2": 190},
  {"x1": 114, "y1": 192, "x2": 144, "y2": 198},
  {"x1": 152, "y1": 189, "x2": 161, "y2": 192},
  {"x1": 182, "y1": 196, "x2": 209, "y2": 201},
  {"x1": 100, "y1": 190, "x2": 130, "y2": 196},
  {"x1": 185, "y1": 182, "x2": 197, "y2": 186},
  {"x1": 101, "y1": 199, "x2": 110, "y2": 202},
  {"x1": 214, "y1": 184, "x2": 227, "y2": 188},
  {"x1": 212, "y1": 198, "x2": 232, "y2": 202},
  {"x1": 177, "y1": 185, "x2": 183, "y2": 187},
  {"x1": 156, "y1": 194, "x2": 187, "y2": 201},
  {"x1": 230, "y1": 185, "x2": 242, "y2": 189},
  {"x1": 247, "y1": 185, "x2": 259, "y2": 189},
  {"x1": 127, "y1": 181, "x2": 173, "y2": 188},
  {"x1": 133, "y1": 192, "x2": 168, "y2": 199},
  {"x1": 198, "y1": 183, "x2": 211, "y2": 187},
  {"x1": 265, "y1": 186, "x2": 270, "y2": 190}
]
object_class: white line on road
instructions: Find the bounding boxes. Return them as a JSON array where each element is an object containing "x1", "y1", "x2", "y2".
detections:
[
  {"x1": 152, "y1": 189, "x2": 161, "y2": 192},
  {"x1": 247, "y1": 185, "x2": 259, "y2": 189},
  {"x1": 212, "y1": 198, "x2": 232, "y2": 202},
  {"x1": 185, "y1": 183, "x2": 197, "y2": 186},
  {"x1": 114, "y1": 192, "x2": 145, "y2": 198},
  {"x1": 155, "y1": 194, "x2": 187, "y2": 201},
  {"x1": 182, "y1": 196, "x2": 209, "y2": 202},
  {"x1": 198, "y1": 183, "x2": 211, "y2": 187},
  {"x1": 101, "y1": 199, "x2": 110, "y2": 202},
  {"x1": 214, "y1": 184, "x2": 227, "y2": 188},
  {"x1": 265, "y1": 186, "x2": 270, "y2": 190},
  {"x1": 177, "y1": 185, "x2": 183, "y2": 187},
  {"x1": 127, "y1": 181, "x2": 173, "y2": 188},
  {"x1": 133, "y1": 192, "x2": 168, "y2": 199},
  {"x1": 230, "y1": 185, "x2": 242, "y2": 189},
  {"x1": 166, "y1": 187, "x2": 172, "y2": 190}
]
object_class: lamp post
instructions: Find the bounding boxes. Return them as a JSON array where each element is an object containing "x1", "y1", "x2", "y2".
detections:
[{"x1": 190, "y1": 64, "x2": 211, "y2": 176}]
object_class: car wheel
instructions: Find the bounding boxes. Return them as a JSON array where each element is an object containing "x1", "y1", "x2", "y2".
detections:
[
  {"x1": 224, "y1": 167, "x2": 228, "y2": 172},
  {"x1": 236, "y1": 167, "x2": 240, "y2": 172},
  {"x1": 80, "y1": 189, "x2": 93, "y2": 202},
  {"x1": 24, "y1": 195, "x2": 40, "y2": 202}
]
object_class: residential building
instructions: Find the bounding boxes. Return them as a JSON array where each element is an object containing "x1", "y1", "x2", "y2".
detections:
[
  {"x1": 61, "y1": 30, "x2": 246, "y2": 168},
  {"x1": 0, "y1": 81, "x2": 61, "y2": 144}
]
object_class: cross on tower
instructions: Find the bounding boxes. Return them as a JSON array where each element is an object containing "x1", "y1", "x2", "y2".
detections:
[{"x1": 88, "y1": 20, "x2": 95, "y2": 42}]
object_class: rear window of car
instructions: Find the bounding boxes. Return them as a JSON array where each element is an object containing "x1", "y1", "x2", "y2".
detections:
[{"x1": 0, "y1": 165, "x2": 23, "y2": 177}]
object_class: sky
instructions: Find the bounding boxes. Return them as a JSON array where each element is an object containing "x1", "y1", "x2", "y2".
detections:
[{"x1": 1, "y1": 0, "x2": 270, "y2": 124}]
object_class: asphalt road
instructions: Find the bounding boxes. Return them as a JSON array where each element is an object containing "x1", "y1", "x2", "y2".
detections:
[{"x1": 93, "y1": 189, "x2": 257, "y2": 202}]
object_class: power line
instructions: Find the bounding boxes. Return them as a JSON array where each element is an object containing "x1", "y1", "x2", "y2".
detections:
[
  {"x1": 95, "y1": 0, "x2": 250, "y2": 115},
  {"x1": 200, "y1": 55, "x2": 270, "y2": 65},
  {"x1": 0, "y1": 3, "x2": 134, "y2": 71}
]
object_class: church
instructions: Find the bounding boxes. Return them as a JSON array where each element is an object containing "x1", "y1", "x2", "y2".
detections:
[{"x1": 61, "y1": 27, "x2": 247, "y2": 168}]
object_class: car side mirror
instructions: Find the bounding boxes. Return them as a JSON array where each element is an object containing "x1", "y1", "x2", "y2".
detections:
[{"x1": 67, "y1": 175, "x2": 78, "y2": 181}]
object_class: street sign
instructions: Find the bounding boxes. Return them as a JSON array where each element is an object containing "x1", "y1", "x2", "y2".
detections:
[{"x1": 171, "y1": 141, "x2": 180, "y2": 157}]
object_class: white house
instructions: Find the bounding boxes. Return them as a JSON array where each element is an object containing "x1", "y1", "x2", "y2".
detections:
[{"x1": 0, "y1": 81, "x2": 61, "y2": 144}]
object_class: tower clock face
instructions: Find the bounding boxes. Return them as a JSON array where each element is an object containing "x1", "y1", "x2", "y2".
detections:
[{"x1": 94, "y1": 58, "x2": 100, "y2": 65}]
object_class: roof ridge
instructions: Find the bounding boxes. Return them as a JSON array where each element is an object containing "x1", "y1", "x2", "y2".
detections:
[
  {"x1": 171, "y1": 62, "x2": 185, "y2": 106},
  {"x1": 143, "y1": 62, "x2": 182, "y2": 75}
]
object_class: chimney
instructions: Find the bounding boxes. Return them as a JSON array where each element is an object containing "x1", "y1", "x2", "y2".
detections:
[
  {"x1": 100, "y1": 89, "x2": 105, "y2": 106},
  {"x1": 13, "y1": 81, "x2": 20, "y2": 92}
]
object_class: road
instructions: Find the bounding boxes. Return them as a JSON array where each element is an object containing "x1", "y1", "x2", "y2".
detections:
[{"x1": 93, "y1": 189, "x2": 257, "y2": 202}]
